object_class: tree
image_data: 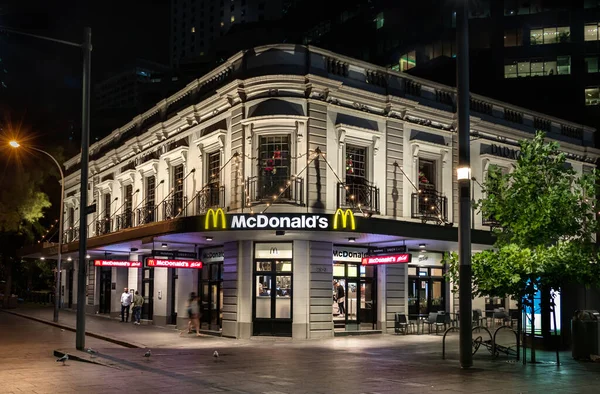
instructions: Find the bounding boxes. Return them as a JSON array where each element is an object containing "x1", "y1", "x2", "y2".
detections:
[
  {"x1": 445, "y1": 131, "x2": 600, "y2": 363},
  {"x1": 0, "y1": 165, "x2": 51, "y2": 307}
]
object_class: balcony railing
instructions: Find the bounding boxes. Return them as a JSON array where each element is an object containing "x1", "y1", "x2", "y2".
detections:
[
  {"x1": 246, "y1": 175, "x2": 304, "y2": 206},
  {"x1": 162, "y1": 196, "x2": 187, "y2": 219},
  {"x1": 195, "y1": 183, "x2": 225, "y2": 215},
  {"x1": 336, "y1": 182, "x2": 380, "y2": 213},
  {"x1": 411, "y1": 189, "x2": 448, "y2": 223},
  {"x1": 95, "y1": 217, "x2": 113, "y2": 236},
  {"x1": 115, "y1": 209, "x2": 134, "y2": 230},
  {"x1": 136, "y1": 203, "x2": 157, "y2": 225},
  {"x1": 63, "y1": 227, "x2": 79, "y2": 243}
]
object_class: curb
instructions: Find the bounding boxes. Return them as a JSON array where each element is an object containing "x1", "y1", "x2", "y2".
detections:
[{"x1": 0, "y1": 309, "x2": 141, "y2": 348}]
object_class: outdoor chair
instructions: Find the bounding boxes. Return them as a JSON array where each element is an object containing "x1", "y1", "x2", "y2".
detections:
[
  {"x1": 493, "y1": 311, "x2": 510, "y2": 327},
  {"x1": 434, "y1": 312, "x2": 449, "y2": 335},
  {"x1": 473, "y1": 309, "x2": 486, "y2": 327},
  {"x1": 426, "y1": 312, "x2": 438, "y2": 333},
  {"x1": 394, "y1": 314, "x2": 415, "y2": 335}
]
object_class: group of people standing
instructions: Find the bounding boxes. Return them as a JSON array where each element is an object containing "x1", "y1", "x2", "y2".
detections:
[
  {"x1": 119, "y1": 288, "x2": 202, "y2": 336},
  {"x1": 120, "y1": 287, "x2": 144, "y2": 324}
]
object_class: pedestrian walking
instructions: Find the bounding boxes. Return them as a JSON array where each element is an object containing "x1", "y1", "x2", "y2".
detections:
[
  {"x1": 132, "y1": 291, "x2": 144, "y2": 325},
  {"x1": 187, "y1": 292, "x2": 201, "y2": 336},
  {"x1": 120, "y1": 288, "x2": 132, "y2": 322},
  {"x1": 334, "y1": 281, "x2": 345, "y2": 317}
]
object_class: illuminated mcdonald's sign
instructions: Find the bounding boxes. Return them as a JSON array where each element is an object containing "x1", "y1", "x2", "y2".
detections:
[
  {"x1": 332, "y1": 208, "x2": 356, "y2": 230},
  {"x1": 201, "y1": 211, "x2": 358, "y2": 231},
  {"x1": 205, "y1": 208, "x2": 227, "y2": 230}
]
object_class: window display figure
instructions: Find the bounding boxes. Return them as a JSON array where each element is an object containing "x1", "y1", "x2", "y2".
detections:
[{"x1": 334, "y1": 281, "x2": 346, "y2": 317}]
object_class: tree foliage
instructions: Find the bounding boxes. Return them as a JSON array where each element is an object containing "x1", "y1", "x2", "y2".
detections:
[{"x1": 445, "y1": 132, "x2": 600, "y2": 361}]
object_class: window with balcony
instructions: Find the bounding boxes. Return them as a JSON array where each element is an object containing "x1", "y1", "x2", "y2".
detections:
[
  {"x1": 139, "y1": 175, "x2": 156, "y2": 224},
  {"x1": 255, "y1": 135, "x2": 291, "y2": 202},
  {"x1": 98, "y1": 193, "x2": 112, "y2": 235},
  {"x1": 586, "y1": 87, "x2": 600, "y2": 106},
  {"x1": 198, "y1": 151, "x2": 223, "y2": 211},
  {"x1": 411, "y1": 158, "x2": 447, "y2": 223},
  {"x1": 337, "y1": 144, "x2": 378, "y2": 213},
  {"x1": 530, "y1": 26, "x2": 570, "y2": 45},
  {"x1": 585, "y1": 23, "x2": 600, "y2": 41},
  {"x1": 504, "y1": 29, "x2": 523, "y2": 47},
  {"x1": 504, "y1": 56, "x2": 570, "y2": 78}
]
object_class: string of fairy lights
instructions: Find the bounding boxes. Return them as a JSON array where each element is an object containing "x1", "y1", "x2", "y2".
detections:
[
  {"x1": 394, "y1": 161, "x2": 450, "y2": 226},
  {"x1": 37, "y1": 218, "x2": 60, "y2": 244}
]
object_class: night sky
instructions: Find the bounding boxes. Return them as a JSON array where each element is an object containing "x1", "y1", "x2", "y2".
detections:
[{"x1": 0, "y1": 0, "x2": 169, "y2": 147}]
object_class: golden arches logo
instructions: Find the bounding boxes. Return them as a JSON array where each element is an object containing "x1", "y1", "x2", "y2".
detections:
[
  {"x1": 333, "y1": 209, "x2": 356, "y2": 230},
  {"x1": 205, "y1": 208, "x2": 227, "y2": 230}
]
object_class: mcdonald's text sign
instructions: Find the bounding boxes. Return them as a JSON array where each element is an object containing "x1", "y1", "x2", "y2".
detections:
[
  {"x1": 94, "y1": 260, "x2": 142, "y2": 268},
  {"x1": 146, "y1": 259, "x2": 203, "y2": 269},
  {"x1": 361, "y1": 253, "x2": 412, "y2": 266},
  {"x1": 202, "y1": 209, "x2": 358, "y2": 231}
]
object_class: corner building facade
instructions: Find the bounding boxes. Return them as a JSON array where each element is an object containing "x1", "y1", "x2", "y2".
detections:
[{"x1": 40, "y1": 45, "x2": 599, "y2": 340}]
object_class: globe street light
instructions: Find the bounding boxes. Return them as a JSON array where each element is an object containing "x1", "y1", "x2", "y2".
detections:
[{"x1": 10, "y1": 141, "x2": 64, "y2": 323}]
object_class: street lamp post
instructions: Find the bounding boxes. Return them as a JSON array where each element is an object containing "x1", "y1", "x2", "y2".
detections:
[
  {"x1": 9, "y1": 142, "x2": 64, "y2": 323},
  {"x1": 456, "y1": 3, "x2": 473, "y2": 369},
  {"x1": 2, "y1": 25, "x2": 92, "y2": 350}
]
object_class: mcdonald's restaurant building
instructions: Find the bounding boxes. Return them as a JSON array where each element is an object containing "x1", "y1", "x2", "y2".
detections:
[{"x1": 24, "y1": 45, "x2": 599, "y2": 340}]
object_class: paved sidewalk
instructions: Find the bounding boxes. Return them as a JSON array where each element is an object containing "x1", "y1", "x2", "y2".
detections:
[
  {"x1": 3, "y1": 306, "x2": 600, "y2": 393},
  {"x1": 2, "y1": 304, "x2": 219, "y2": 349}
]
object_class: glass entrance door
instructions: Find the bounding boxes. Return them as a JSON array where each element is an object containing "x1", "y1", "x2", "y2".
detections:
[
  {"x1": 200, "y1": 262, "x2": 223, "y2": 330},
  {"x1": 408, "y1": 267, "x2": 446, "y2": 316},
  {"x1": 142, "y1": 266, "x2": 154, "y2": 320},
  {"x1": 253, "y1": 258, "x2": 293, "y2": 336},
  {"x1": 333, "y1": 263, "x2": 376, "y2": 330},
  {"x1": 99, "y1": 268, "x2": 111, "y2": 314}
]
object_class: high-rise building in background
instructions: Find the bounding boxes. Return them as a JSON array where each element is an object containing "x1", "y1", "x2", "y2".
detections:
[
  {"x1": 91, "y1": 59, "x2": 184, "y2": 141},
  {"x1": 274, "y1": 0, "x2": 600, "y2": 146},
  {"x1": 170, "y1": 0, "x2": 298, "y2": 67}
]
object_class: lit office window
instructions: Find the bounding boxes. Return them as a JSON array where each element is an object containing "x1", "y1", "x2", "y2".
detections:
[
  {"x1": 557, "y1": 56, "x2": 571, "y2": 75},
  {"x1": 399, "y1": 50, "x2": 416, "y2": 72},
  {"x1": 191, "y1": 26, "x2": 195, "y2": 33},
  {"x1": 374, "y1": 12, "x2": 384, "y2": 29},
  {"x1": 530, "y1": 26, "x2": 570, "y2": 45},
  {"x1": 230, "y1": 15, "x2": 235, "y2": 23},
  {"x1": 504, "y1": 56, "x2": 569, "y2": 78},
  {"x1": 586, "y1": 56, "x2": 599, "y2": 73},
  {"x1": 585, "y1": 23, "x2": 600, "y2": 41},
  {"x1": 585, "y1": 87, "x2": 600, "y2": 106}
]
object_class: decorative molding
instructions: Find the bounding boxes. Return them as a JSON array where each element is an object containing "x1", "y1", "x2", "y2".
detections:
[
  {"x1": 373, "y1": 135, "x2": 381, "y2": 156},
  {"x1": 338, "y1": 128, "x2": 346, "y2": 148}
]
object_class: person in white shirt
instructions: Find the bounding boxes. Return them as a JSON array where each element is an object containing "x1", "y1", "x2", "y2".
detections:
[{"x1": 120, "y1": 288, "x2": 132, "y2": 322}]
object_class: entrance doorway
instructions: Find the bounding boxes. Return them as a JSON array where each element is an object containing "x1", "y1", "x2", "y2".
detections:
[
  {"x1": 99, "y1": 267, "x2": 111, "y2": 314},
  {"x1": 252, "y1": 243, "x2": 293, "y2": 337},
  {"x1": 408, "y1": 266, "x2": 445, "y2": 316},
  {"x1": 199, "y1": 262, "x2": 223, "y2": 331},
  {"x1": 168, "y1": 268, "x2": 178, "y2": 325},
  {"x1": 333, "y1": 263, "x2": 376, "y2": 330},
  {"x1": 142, "y1": 266, "x2": 154, "y2": 320}
]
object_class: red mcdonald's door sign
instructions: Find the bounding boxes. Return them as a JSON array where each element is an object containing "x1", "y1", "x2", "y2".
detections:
[
  {"x1": 146, "y1": 259, "x2": 203, "y2": 269},
  {"x1": 361, "y1": 253, "x2": 412, "y2": 266}
]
